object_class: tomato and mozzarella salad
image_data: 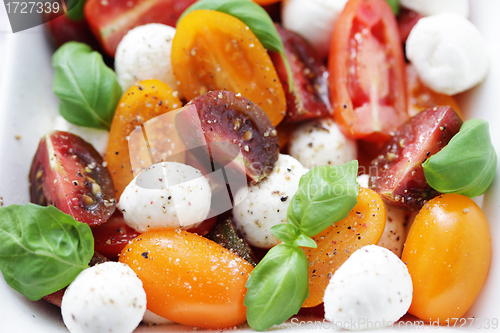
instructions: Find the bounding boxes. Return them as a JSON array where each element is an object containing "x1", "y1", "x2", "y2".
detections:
[{"x1": 0, "y1": 0, "x2": 496, "y2": 333}]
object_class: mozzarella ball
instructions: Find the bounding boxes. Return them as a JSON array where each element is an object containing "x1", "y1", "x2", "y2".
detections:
[
  {"x1": 61, "y1": 262, "x2": 146, "y2": 333},
  {"x1": 118, "y1": 162, "x2": 211, "y2": 232},
  {"x1": 53, "y1": 116, "x2": 109, "y2": 157},
  {"x1": 233, "y1": 154, "x2": 308, "y2": 248},
  {"x1": 356, "y1": 174, "x2": 369, "y2": 188},
  {"x1": 324, "y1": 245, "x2": 413, "y2": 330},
  {"x1": 400, "y1": 0, "x2": 469, "y2": 17},
  {"x1": 142, "y1": 310, "x2": 174, "y2": 325},
  {"x1": 378, "y1": 205, "x2": 407, "y2": 258},
  {"x1": 115, "y1": 24, "x2": 180, "y2": 95},
  {"x1": 282, "y1": 0, "x2": 348, "y2": 59},
  {"x1": 406, "y1": 13, "x2": 489, "y2": 95},
  {"x1": 289, "y1": 118, "x2": 357, "y2": 169}
]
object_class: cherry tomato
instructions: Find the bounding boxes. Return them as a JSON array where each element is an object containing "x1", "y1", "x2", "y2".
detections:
[
  {"x1": 106, "y1": 80, "x2": 184, "y2": 199},
  {"x1": 406, "y1": 64, "x2": 462, "y2": 118},
  {"x1": 271, "y1": 24, "x2": 331, "y2": 123},
  {"x1": 369, "y1": 106, "x2": 462, "y2": 211},
  {"x1": 397, "y1": 8, "x2": 423, "y2": 45},
  {"x1": 119, "y1": 229, "x2": 253, "y2": 329},
  {"x1": 302, "y1": 187, "x2": 386, "y2": 307},
  {"x1": 329, "y1": 0, "x2": 408, "y2": 142},
  {"x1": 43, "y1": 12, "x2": 101, "y2": 51},
  {"x1": 402, "y1": 194, "x2": 491, "y2": 322},
  {"x1": 171, "y1": 10, "x2": 286, "y2": 127},
  {"x1": 253, "y1": 0, "x2": 281, "y2": 5},
  {"x1": 29, "y1": 131, "x2": 116, "y2": 227},
  {"x1": 84, "y1": 0, "x2": 197, "y2": 57},
  {"x1": 92, "y1": 211, "x2": 139, "y2": 260}
]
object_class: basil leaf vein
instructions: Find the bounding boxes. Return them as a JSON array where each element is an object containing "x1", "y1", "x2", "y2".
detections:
[
  {"x1": 178, "y1": 0, "x2": 294, "y2": 91},
  {"x1": 0, "y1": 204, "x2": 94, "y2": 301},
  {"x1": 52, "y1": 42, "x2": 121, "y2": 130},
  {"x1": 244, "y1": 244, "x2": 309, "y2": 331},
  {"x1": 423, "y1": 119, "x2": 497, "y2": 198}
]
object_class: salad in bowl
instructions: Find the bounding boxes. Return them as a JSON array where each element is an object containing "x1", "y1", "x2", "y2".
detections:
[{"x1": 0, "y1": 0, "x2": 498, "y2": 332}]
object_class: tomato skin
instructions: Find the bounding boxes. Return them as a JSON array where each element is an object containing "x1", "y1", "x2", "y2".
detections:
[
  {"x1": 29, "y1": 131, "x2": 116, "y2": 227},
  {"x1": 119, "y1": 229, "x2": 253, "y2": 329},
  {"x1": 172, "y1": 10, "x2": 286, "y2": 127},
  {"x1": 92, "y1": 211, "x2": 139, "y2": 260},
  {"x1": 402, "y1": 194, "x2": 491, "y2": 323},
  {"x1": 302, "y1": 187, "x2": 386, "y2": 307},
  {"x1": 329, "y1": 0, "x2": 408, "y2": 142},
  {"x1": 84, "y1": 0, "x2": 196, "y2": 57},
  {"x1": 397, "y1": 9, "x2": 423, "y2": 45}
]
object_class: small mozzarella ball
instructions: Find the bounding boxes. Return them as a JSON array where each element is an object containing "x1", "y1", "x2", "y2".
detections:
[
  {"x1": 61, "y1": 262, "x2": 146, "y2": 333},
  {"x1": 406, "y1": 13, "x2": 489, "y2": 95},
  {"x1": 289, "y1": 118, "x2": 357, "y2": 169},
  {"x1": 142, "y1": 310, "x2": 174, "y2": 325},
  {"x1": 356, "y1": 174, "x2": 369, "y2": 188},
  {"x1": 400, "y1": 0, "x2": 469, "y2": 17},
  {"x1": 118, "y1": 162, "x2": 211, "y2": 232},
  {"x1": 115, "y1": 24, "x2": 180, "y2": 95},
  {"x1": 53, "y1": 116, "x2": 109, "y2": 157},
  {"x1": 282, "y1": 0, "x2": 348, "y2": 59},
  {"x1": 233, "y1": 154, "x2": 308, "y2": 248},
  {"x1": 378, "y1": 205, "x2": 407, "y2": 258},
  {"x1": 324, "y1": 245, "x2": 413, "y2": 330}
]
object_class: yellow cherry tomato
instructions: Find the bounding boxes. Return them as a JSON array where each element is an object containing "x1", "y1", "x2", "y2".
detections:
[
  {"x1": 402, "y1": 194, "x2": 491, "y2": 323},
  {"x1": 119, "y1": 229, "x2": 253, "y2": 329}
]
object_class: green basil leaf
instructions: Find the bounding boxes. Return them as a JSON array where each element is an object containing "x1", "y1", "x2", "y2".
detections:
[
  {"x1": 0, "y1": 204, "x2": 94, "y2": 301},
  {"x1": 245, "y1": 244, "x2": 309, "y2": 331},
  {"x1": 287, "y1": 161, "x2": 359, "y2": 237},
  {"x1": 178, "y1": 0, "x2": 294, "y2": 91},
  {"x1": 52, "y1": 42, "x2": 122, "y2": 130},
  {"x1": 423, "y1": 119, "x2": 497, "y2": 198},
  {"x1": 385, "y1": 0, "x2": 400, "y2": 15},
  {"x1": 270, "y1": 223, "x2": 300, "y2": 245},
  {"x1": 66, "y1": 0, "x2": 87, "y2": 21},
  {"x1": 294, "y1": 234, "x2": 317, "y2": 249}
]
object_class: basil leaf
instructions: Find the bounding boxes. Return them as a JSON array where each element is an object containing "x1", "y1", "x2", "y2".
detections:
[
  {"x1": 245, "y1": 244, "x2": 309, "y2": 331},
  {"x1": 0, "y1": 204, "x2": 94, "y2": 301},
  {"x1": 52, "y1": 42, "x2": 122, "y2": 130},
  {"x1": 295, "y1": 234, "x2": 317, "y2": 249},
  {"x1": 423, "y1": 119, "x2": 497, "y2": 198},
  {"x1": 179, "y1": 0, "x2": 294, "y2": 91},
  {"x1": 270, "y1": 223, "x2": 299, "y2": 245},
  {"x1": 288, "y1": 161, "x2": 359, "y2": 237},
  {"x1": 66, "y1": 0, "x2": 87, "y2": 21},
  {"x1": 385, "y1": 0, "x2": 400, "y2": 15}
]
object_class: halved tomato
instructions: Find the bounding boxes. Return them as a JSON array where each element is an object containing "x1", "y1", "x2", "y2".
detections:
[
  {"x1": 329, "y1": 0, "x2": 408, "y2": 142},
  {"x1": 84, "y1": 0, "x2": 196, "y2": 57}
]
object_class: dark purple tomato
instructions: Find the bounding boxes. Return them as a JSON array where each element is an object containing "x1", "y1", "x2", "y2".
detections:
[
  {"x1": 271, "y1": 24, "x2": 331, "y2": 123},
  {"x1": 177, "y1": 91, "x2": 279, "y2": 183},
  {"x1": 369, "y1": 106, "x2": 462, "y2": 211},
  {"x1": 29, "y1": 131, "x2": 116, "y2": 227}
]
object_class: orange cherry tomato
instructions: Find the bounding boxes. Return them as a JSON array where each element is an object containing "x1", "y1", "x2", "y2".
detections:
[
  {"x1": 329, "y1": 0, "x2": 408, "y2": 142},
  {"x1": 302, "y1": 187, "x2": 386, "y2": 307},
  {"x1": 171, "y1": 10, "x2": 286, "y2": 126},
  {"x1": 402, "y1": 194, "x2": 491, "y2": 323},
  {"x1": 119, "y1": 229, "x2": 253, "y2": 329},
  {"x1": 406, "y1": 64, "x2": 462, "y2": 118},
  {"x1": 105, "y1": 80, "x2": 183, "y2": 198}
]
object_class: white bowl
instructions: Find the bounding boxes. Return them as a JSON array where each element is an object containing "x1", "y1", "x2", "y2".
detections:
[{"x1": 0, "y1": 1, "x2": 499, "y2": 332}]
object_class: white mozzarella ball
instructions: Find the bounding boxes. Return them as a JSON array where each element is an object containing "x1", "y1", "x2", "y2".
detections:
[
  {"x1": 356, "y1": 174, "x2": 369, "y2": 188},
  {"x1": 61, "y1": 262, "x2": 146, "y2": 333},
  {"x1": 53, "y1": 116, "x2": 109, "y2": 157},
  {"x1": 115, "y1": 24, "x2": 180, "y2": 94},
  {"x1": 282, "y1": 0, "x2": 348, "y2": 59},
  {"x1": 233, "y1": 154, "x2": 308, "y2": 248},
  {"x1": 324, "y1": 245, "x2": 413, "y2": 330},
  {"x1": 406, "y1": 13, "x2": 489, "y2": 95},
  {"x1": 142, "y1": 310, "x2": 174, "y2": 325},
  {"x1": 378, "y1": 205, "x2": 407, "y2": 258},
  {"x1": 289, "y1": 118, "x2": 357, "y2": 169},
  {"x1": 118, "y1": 162, "x2": 211, "y2": 232},
  {"x1": 400, "y1": 0, "x2": 469, "y2": 17}
]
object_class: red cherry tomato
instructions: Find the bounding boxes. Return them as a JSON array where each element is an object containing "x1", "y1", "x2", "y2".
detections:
[
  {"x1": 329, "y1": 0, "x2": 408, "y2": 142},
  {"x1": 397, "y1": 8, "x2": 423, "y2": 45},
  {"x1": 92, "y1": 211, "x2": 139, "y2": 260},
  {"x1": 84, "y1": 0, "x2": 197, "y2": 57}
]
